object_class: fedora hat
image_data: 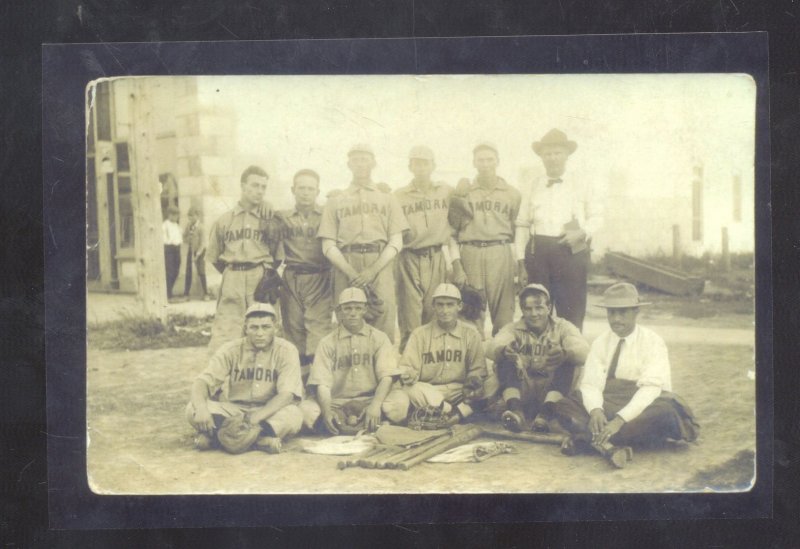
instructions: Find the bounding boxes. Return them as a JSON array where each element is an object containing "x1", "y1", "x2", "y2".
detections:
[
  {"x1": 532, "y1": 129, "x2": 577, "y2": 156},
  {"x1": 595, "y1": 283, "x2": 651, "y2": 308}
]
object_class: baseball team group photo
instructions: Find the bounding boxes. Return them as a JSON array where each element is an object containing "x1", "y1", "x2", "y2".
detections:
[{"x1": 85, "y1": 74, "x2": 756, "y2": 494}]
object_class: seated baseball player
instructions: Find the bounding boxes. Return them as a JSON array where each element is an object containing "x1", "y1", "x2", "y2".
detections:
[
  {"x1": 553, "y1": 283, "x2": 699, "y2": 468},
  {"x1": 299, "y1": 287, "x2": 410, "y2": 434},
  {"x1": 399, "y1": 283, "x2": 499, "y2": 426},
  {"x1": 185, "y1": 303, "x2": 304, "y2": 454},
  {"x1": 486, "y1": 283, "x2": 589, "y2": 433}
]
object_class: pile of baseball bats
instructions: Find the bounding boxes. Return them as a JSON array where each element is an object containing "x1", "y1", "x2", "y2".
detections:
[{"x1": 338, "y1": 424, "x2": 483, "y2": 471}]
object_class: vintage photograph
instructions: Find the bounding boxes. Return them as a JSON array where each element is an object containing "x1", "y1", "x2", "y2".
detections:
[{"x1": 85, "y1": 74, "x2": 756, "y2": 495}]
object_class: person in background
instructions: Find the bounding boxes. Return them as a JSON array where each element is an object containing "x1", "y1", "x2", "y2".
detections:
[
  {"x1": 162, "y1": 206, "x2": 183, "y2": 301},
  {"x1": 183, "y1": 206, "x2": 211, "y2": 301}
]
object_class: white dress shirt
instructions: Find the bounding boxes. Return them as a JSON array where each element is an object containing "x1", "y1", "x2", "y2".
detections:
[
  {"x1": 162, "y1": 219, "x2": 183, "y2": 246},
  {"x1": 514, "y1": 172, "x2": 603, "y2": 260},
  {"x1": 579, "y1": 324, "x2": 672, "y2": 423}
]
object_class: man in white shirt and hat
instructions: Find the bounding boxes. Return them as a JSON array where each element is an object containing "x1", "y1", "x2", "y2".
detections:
[{"x1": 553, "y1": 282, "x2": 699, "y2": 468}]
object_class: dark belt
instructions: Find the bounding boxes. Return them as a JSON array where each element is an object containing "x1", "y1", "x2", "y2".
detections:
[
  {"x1": 227, "y1": 262, "x2": 263, "y2": 271},
  {"x1": 340, "y1": 243, "x2": 384, "y2": 254},
  {"x1": 285, "y1": 264, "x2": 330, "y2": 275},
  {"x1": 461, "y1": 239, "x2": 510, "y2": 248},
  {"x1": 405, "y1": 245, "x2": 442, "y2": 256}
]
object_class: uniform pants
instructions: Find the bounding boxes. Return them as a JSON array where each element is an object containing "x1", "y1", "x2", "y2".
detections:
[
  {"x1": 395, "y1": 248, "x2": 448, "y2": 352},
  {"x1": 207, "y1": 265, "x2": 283, "y2": 355},
  {"x1": 333, "y1": 249, "x2": 397, "y2": 343},
  {"x1": 164, "y1": 244, "x2": 181, "y2": 298},
  {"x1": 496, "y1": 356, "x2": 574, "y2": 419},
  {"x1": 525, "y1": 235, "x2": 589, "y2": 331},
  {"x1": 553, "y1": 379, "x2": 699, "y2": 447},
  {"x1": 404, "y1": 374, "x2": 500, "y2": 410},
  {"x1": 184, "y1": 248, "x2": 208, "y2": 297},
  {"x1": 280, "y1": 269, "x2": 333, "y2": 362},
  {"x1": 185, "y1": 399, "x2": 303, "y2": 440},
  {"x1": 298, "y1": 390, "x2": 410, "y2": 430},
  {"x1": 459, "y1": 243, "x2": 516, "y2": 337}
]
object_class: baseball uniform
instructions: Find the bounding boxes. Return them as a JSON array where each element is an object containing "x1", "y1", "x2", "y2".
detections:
[
  {"x1": 455, "y1": 177, "x2": 521, "y2": 336},
  {"x1": 399, "y1": 319, "x2": 498, "y2": 414},
  {"x1": 183, "y1": 217, "x2": 209, "y2": 298},
  {"x1": 299, "y1": 323, "x2": 409, "y2": 427},
  {"x1": 273, "y1": 205, "x2": 333, "y2": 372},
  {"x1": 394, "y1": 180, "x2": 455, "y2": 351},
  {"x1": 185, "y1": 335, "x2": 304, "y2": 440},
  {"x1": 487, "y1": 315, "x2": 588, "y2": 421},
  {"x1": 318, "y1": 183, "x2": 409, "y2": 343},
  {"x1": 206, "y1": 202, "x2": 279, "y2": 354}
]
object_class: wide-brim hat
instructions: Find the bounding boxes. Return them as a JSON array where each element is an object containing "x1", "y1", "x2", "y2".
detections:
[
  {"x1": 532, "y1": 128, "x2": 577, "y2": 156},
  {"x1": 595, "y1": 282, "x2": 651, "y2": 308},
  {"x1": 338, "y1": 287, "x2": 368, "y2": 305}
]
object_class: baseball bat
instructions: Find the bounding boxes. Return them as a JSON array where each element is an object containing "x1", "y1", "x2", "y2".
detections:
[
  {"x1": 377, "y1": 433, "x2": 451, "y2": 469},
  {"x1": 481, "y1": 427, "x2": 566, "y2": 446},
  {"x1": 358, "y1": 447, "x2": 398, "y2": 468},
  {"x1": 396, "y1": 425, "x2": 483, "y2": 471},
  {"x1": 338, "y1": 446, "x2": 385, "y2": 470}
]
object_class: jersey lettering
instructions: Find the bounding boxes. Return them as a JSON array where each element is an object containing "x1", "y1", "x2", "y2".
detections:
[
  {"x1": 232, "y1": 366, "x2": 277, "y2": 383},
  {"x1": 471, "y1": 200, "x2": 511, "y2": 215},
  {"x1": 421, "y1": 349, "x2": 463, "y2": 365},
  {"x1": 223, "y1": 227, "x2": 268, "y2": 244},
  {"x1": 401, "y1": 198, "x2": 448, "y2": 217},
  {"x1": 337, "y1": 202, "x2": 388, "y2": 219},
  {"x1": 335, "y1": 352, "x2": 373, "y2": 370}
]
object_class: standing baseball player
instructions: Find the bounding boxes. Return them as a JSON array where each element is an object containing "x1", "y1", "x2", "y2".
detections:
[
  {"x1": 399, "y1": 283, "x2": 498, "y2": 425},
  {"x1": 183, "y1": 206, "x2": 211, "y2": 301},
  {"x1": 486, "y1": 283, "x2": 589, "y2": 433},
  {"x1": 206, "y1": 165, "x2": 279, "y2": 354},
  {"x1": 318, "y1": 144, "x2": 408, "y2": 343},
  {"x1": 394, "y1": 146, "x2": 462, "y2": 352},
  {"x1": 299, "y1": 287, "x2": 410, "y2": 434},
  {"x1": 272, "y1": 169, "x2": 333, "y2": 380},
  {"x1": 515, "y1": 129, "x2": 603, "y2": 331},
  {"x1": 186, "y1": 303, "x2": 304, "y2": 453},
  {"x1": 553, "y1": 283, "x2": 699, "y2": 467},
  {"x1": 451, "y1": 142, "x2": 521, "y2": 336}
]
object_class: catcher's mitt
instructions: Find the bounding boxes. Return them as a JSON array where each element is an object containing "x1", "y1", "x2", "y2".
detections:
[
  {"x1": 458, "y1": 284, "x2": 485, "y2": 321},
  {"x1": 333, "y1": 399, "x2": 371, "y2": 435},
  {"x1": 447, "y1": 178, "x2": 474, "y2": 231},
  {"x1": 408, "y1": 405, "x2": 459, "y2": 430},
  {"x1": 462, "y1": 375, "x2": 485, "y2": 401},
  {"x1": 253, "y1": 266, "x2": 282, "y2": 304},
  {"x1": 362, "y1": 283, "x2": 385, "y2": 323},
  {"x1": 216, "y1": 414, "x2": 262, "y2": 454}
]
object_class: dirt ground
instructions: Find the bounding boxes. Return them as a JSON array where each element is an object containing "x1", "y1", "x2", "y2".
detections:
[{"x1": 86, "y1": 305, "x2": 756, "y2": 495}]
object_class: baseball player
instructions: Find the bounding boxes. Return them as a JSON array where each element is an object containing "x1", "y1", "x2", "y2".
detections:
[
  {"x1": 299, "y1": 287, "x2": 410, "y2": 434},
  {"x1": 206, "y1": 165, "x2": 280, "y2": 354},
  {"x1": 394, "y1": 146, "x2": 462, "y2": 352},
  {"x1": 186, "y1": 303, "x2": 304, "y2": 453},
  {"x1": 486, "y1": 283, "x2": 589, "y2": 433},
  {"x1": 273, "y1": 169, "x2": 333, "y2": 379},
  {"x1": 553, "y1": 283, "x2": 699, "y2": 467},
  {"x1": 399, "y1": 283, "x2": 499, "y2": 424},
  {"x1": 183, "y1": 206, "x2": 211, "y2": 300},
  {"x1": 515, "y1": 129, "x2": 603, "y2": 331},
  {"x1": 451, "y1": 142, "x2": 521, "y2": 336},
  {"x1": 317, "y1": 144, "x2": 408, "y2": 344}
]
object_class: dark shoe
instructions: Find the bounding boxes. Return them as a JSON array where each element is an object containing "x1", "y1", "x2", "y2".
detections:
[
  {"x1": 560, "y1": 436, "x2": 578, "y2": 456},
  {"x1": 502, "y1": 410, "x2": 527, "y2": 432},
  {"x1": 531, "y1": 413, "x2": 549, "y2": 432},
  {"x1": 254, "y1": 436, "x2": 282, "y2": 454},
  {"x1": 608, "y1": 446, "x2": 634, "y2": 469}
]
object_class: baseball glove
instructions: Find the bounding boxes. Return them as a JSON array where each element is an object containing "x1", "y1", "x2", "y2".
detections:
[
  {"x1": 216, "y1": 414, "x2": 262, "y2": 454},
  {"x1": 362, "y1": 283, "x2": 385, "y2": 323},
  {"x1": 462, "y1": 375, "x2": 485, "y2": 401},
  {"x1": 458, "y1": 284, "x2": 485, "y2": 321},
  {"x1": 447, "y1": 178, "x2": 473, "y2": 231},
  {"x1": 408, "y1": 405, "x2": 459, "y2": 430},
  {"x1": 334, "y1": 399, "x2": 371, "y2": 435},
  {"x1": 253, "y1": 266, "x2": 282, "y2": 304}
]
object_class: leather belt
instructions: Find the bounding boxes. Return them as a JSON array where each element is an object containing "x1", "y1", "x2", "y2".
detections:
[
  {"x1": 340, "y1": 243, "x2": 384, "y2": 254},
  {"x1": 405, "y1": 245, "x2": 442, "y2": 256},
  {"x1": 285, "y1": 264, "x2": 330, "y2": 275},
  {"x1": 228, "y1": 262, "x2": 263, "y2": 271},
  {"x1": 461, "y1": 239, "x2": 510, "y2": 248}
]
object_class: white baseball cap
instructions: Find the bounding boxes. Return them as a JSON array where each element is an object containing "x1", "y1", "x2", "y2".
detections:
[
  {"x1": 432, "y1": 283, "x2": 461, "y2": 301},
  {"x1": 245, "y1": 302, "x2": 277, "y2": 319},
  {"x1": 338, "y1": 287, "x2": 368, "y2": 305}
]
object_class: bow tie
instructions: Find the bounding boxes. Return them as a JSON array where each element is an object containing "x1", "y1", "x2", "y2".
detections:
[{"x1": 547, "y1": 178, "x2": 563, "y2": 188}]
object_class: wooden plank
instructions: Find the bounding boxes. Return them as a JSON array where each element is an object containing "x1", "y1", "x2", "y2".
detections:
[{"x1": 605, "y1": 252, "x2": 705, "y2": 296}]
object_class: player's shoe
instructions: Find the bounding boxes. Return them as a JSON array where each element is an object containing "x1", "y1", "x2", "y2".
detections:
[
  {"x1": 607, "y1": 446, "x2": 634, "y2": 469},
  {"x1": 531, "y1": 413, "x2": 550, "y2": 432},
  {"x1": 254, "y1": 436, "x2": 283, "y2": 454},
  {"x1": 501, "y1": 410, "x2": 527, "y2": 432},
  {"x1": 193, "y1": 433, "x2": 215, "y2": 451}
]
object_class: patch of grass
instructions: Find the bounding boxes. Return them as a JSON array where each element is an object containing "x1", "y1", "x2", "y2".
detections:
[{"x1": 88, "y1": 311, "x2": 213, "y2": 351}]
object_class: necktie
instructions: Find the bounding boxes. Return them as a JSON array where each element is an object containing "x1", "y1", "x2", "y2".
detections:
[
  {"x1": 608, "y1": 338, "x2": 625, "y2": 379},
  {"x1": 547, "y1": 178, "x2": 562, "y2": 187}
]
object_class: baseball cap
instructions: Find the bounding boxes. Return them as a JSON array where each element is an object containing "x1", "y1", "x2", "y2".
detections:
[
  {"x1": 432, "y1": 283, "x2": 461, "y2": 301},
  {"x1": 409, "y1": 146, "x2": 435, "y2": 161},
  {"x1": 338, "y1": 287, "x2": 368, "y2": 305},
  {"x1": 348, "y1": 143, "x2": 375, "y2": 157},
  {"x1": 245, "y1": 302, "x2": 277, "y2": 319},
  {"x1": 473, "y1": 141, "x2": 499, "y2": 156},
  {"x1": 519, "y1": 283, "x2": 550, "y2": 301}
]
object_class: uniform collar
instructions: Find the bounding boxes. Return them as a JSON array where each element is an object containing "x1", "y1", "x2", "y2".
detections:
[
  {"x1": 290, "y1": 204, "x2": 323, "y2": 216},
  {"x1": 472, "y1": 175, "x2": 509, "y2": 191},
  {"x1": 338, "y1": 323, "x2": 370, "y2": 339},
  {"x1": 610, "y1": 324, "x2": 639, "y2": 345},
  {"x1": 243, "y1": 337, "x2": 274, "y2": 354},
  {"x1": 399, "y1": 179, "x2": 442, "y2": 194},
  {"x1": 347, "y1": 182, "x2": 378, "y2": 193},
  {"x1": 514, "y1": 316, "x2": 555, "y2": 335},
  {"x1": 233, "y1": 202, "x2": 260, "y2": 216},
  {"x1": 431, "y1": 320, "x2": 462, "y2": 338}
]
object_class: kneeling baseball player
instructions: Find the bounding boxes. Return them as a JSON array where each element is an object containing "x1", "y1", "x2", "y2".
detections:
[
  {"x1": 185, "y1": 303, "x2": 304, "y2": 454},
  {"x1": 487, "y1": 283, "x2": 589, "y2": 433},
  {"x1": 299, "y1": 287, "x2": 410, "y2": 434},
  {"x1": 399, "y1": 283, "x2": 499, "y2": 427}
]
